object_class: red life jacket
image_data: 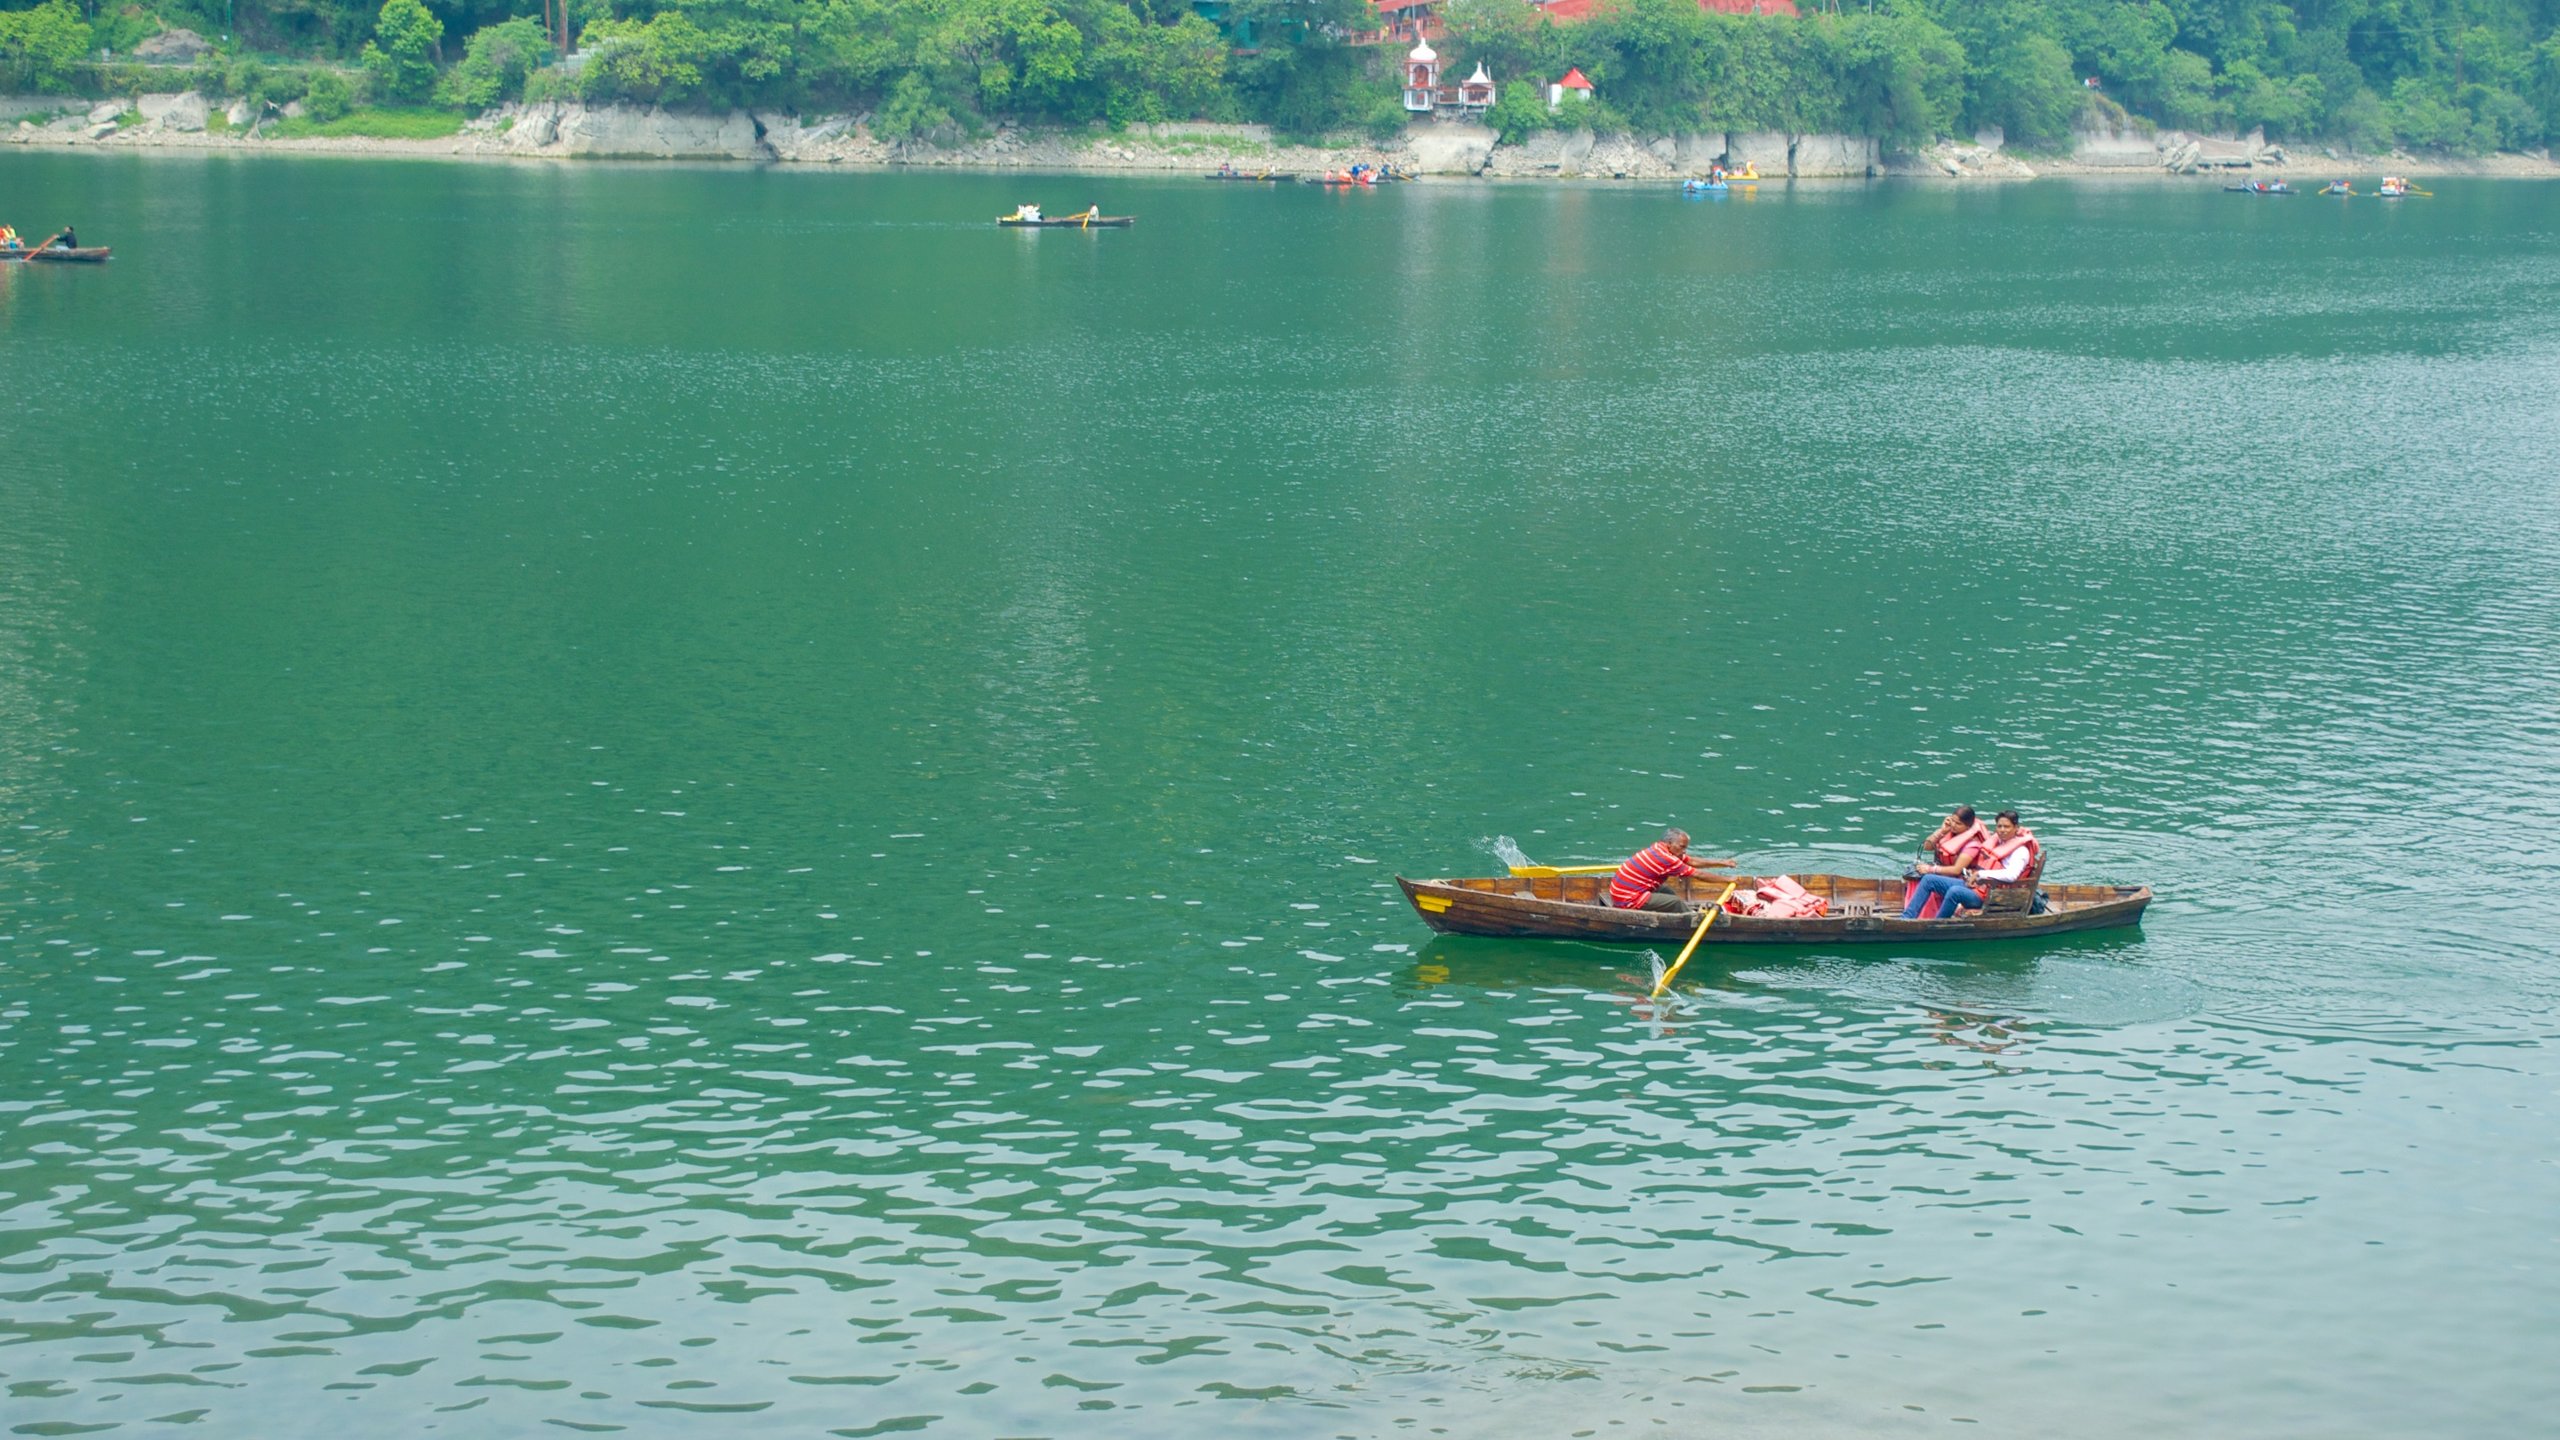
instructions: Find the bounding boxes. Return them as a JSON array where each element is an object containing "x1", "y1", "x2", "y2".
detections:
[
  {"x1": 1930, "y1": 821, "x2": 1988, "y2": 867},
  {"x1": 1976, "y1": 829, "x2": 2040, "y2": 883}
]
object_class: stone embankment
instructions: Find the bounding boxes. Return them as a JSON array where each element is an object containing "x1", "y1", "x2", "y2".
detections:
[{"x1": 9, "y1": 93, "x2": 2556, "y2": 181}]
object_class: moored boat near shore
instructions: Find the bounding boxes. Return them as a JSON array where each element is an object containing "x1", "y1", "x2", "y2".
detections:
[{"x1": 1398, "y1": 872, "x2": 2150, "y2": 944}]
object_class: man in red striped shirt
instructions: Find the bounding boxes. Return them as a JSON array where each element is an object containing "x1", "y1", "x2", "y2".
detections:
[{"x1": 1609, "y1": 829, "x2": 1737, "y2": 912}]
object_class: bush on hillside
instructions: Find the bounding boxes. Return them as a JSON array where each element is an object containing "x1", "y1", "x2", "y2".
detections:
[
  {"x1": 306, "y1": 68, "x2": 355, "y2": 121},
  {"x1": 0, "y1": 1, "x2": 93, "y2": 94},
  {"x1": 359, "y1": 0, "x2": 442, "y2": 105},
  {"x1": 438, "y1": 17, "x2": 552, "y2": 108}
]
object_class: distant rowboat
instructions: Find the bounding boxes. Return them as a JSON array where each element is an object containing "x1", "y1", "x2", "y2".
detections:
[
  {"x1": 1204, "y1": 171, "x2": 1294, "y2": 182},
  {"x1": 0, "y1": 246, "x2": 111, "y2": 263},
  {"x1": 997, "y1": 215, "x2": 1135, "y2": 228}
]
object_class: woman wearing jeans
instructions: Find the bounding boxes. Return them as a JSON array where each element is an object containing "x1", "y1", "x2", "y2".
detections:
[{"x1": 1903, "y1": 810, "x2": 2037, "y2": 919}]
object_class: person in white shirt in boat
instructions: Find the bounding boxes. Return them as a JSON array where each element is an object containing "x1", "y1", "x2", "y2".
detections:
[{"x1": 1902, "y1": 810, "x2": 2038, "y2": 919}]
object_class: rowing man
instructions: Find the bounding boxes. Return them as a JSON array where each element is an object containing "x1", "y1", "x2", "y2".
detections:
[{"x1": 1608, "y1": 829, "x2": 1737, "y2": 914}]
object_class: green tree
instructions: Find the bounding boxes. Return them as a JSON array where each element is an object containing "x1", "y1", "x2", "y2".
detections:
[
  {"x1": 2221, "y1": 57, "x2": 2321, "y2": 138},
  {"x1": 1480, "y1": 74, "x2": 1557, "y2": 142},
  {"x1": 306, "y1": 67, "x2": 357, "y2": 119},
  {"x1": 1972, "y1": 29, "x2": 2080, "y2": 145},
  {"x1": 872, "y1": 68, "x2": 958, "y2": 137},
  {"x1": 1224, "y1": 0, "x2": 1376, "y2": 135},
  {"x1": 0, "y1": 0, "x2": 92, "y2": 94},
  {"x1": 1829, "y1": 11, "x2": 1965, "y2": 145},
  {"x1": 361, "y1": 0, "x2": 445, "y2": 103},
  {"x1": 2386, "y1": 74, "x2": 2481, "y2": 150},
  {"x1": 2535, "y1": 32, "x2": 2560, "y2": 140},
  {"x1": 438, "y1": 16, "x2": 553, "y2": 107}
]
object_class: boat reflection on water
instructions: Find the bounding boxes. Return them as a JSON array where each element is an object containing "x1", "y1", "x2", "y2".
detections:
[
  {"x1": 1406, "y1": 924, "x2": 2157, "y2": 1049},
  {"x1": 1925, "y1": 1007, "x2": 2035, "y2": 1073},
  {"x1": 1406, "y1": 936, "x2": 1664, "y2": 995}
]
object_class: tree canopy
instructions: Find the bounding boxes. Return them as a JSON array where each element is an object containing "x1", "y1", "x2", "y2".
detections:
[{"x1": 6, "y1": 0, "x2": 2558, "y2": 152}]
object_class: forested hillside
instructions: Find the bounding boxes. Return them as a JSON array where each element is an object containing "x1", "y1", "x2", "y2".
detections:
[{"x1": 6, "y1": 0, "x2": 2558, "y2": 152}]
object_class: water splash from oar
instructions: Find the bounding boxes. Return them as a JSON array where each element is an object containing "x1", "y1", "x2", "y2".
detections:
[{"x1": 1486, "y1": 835, "x2": 1534, "y2": 871}]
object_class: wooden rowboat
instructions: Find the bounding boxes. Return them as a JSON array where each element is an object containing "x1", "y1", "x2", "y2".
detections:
[
  {"x1": 1, "y1": 247, "x2": 111, "y2": 263},
  {"x1": 997, "y1": 215, "x2": 1135, "y2": 227},
  {"x1": 1204, "y1": 171, "x2": 1294, "y2": 182},
  {"x1": 1397, "y1": 872, "x2": 2150, "y2": 945}
]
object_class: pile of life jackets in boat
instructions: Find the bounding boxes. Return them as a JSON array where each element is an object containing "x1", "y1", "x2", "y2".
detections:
[{"x1": 1724, "y1": 874, "x2": 1830, "y2": 919}]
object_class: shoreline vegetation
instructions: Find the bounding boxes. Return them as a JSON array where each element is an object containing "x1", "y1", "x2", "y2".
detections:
[
  {"x1": 6, "y1": 0, "x2": 2559, "y2": 181},
  {"x1": 10, "y1": 101, "x2": 2560, "y2": 181}
]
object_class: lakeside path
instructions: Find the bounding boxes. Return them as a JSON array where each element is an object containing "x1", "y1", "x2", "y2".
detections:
[{"x1": 10, "y1": 106, "x2": 2559, "y2": 182}]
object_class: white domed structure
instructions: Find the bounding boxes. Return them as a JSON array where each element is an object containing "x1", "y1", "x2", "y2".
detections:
[{"x1": 1403, "y1": 38, "x2": 1441, "y2": 112}]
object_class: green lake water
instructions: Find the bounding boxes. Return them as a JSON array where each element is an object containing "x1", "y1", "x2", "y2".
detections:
[{"x1": 2, "y1": 153, "x2": 2557, "y2": 1437}]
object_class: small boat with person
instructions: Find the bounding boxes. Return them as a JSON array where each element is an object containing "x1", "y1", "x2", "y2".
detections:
[
  {"x1": 2318, "y1": 180, "x2": 2355, "y2": 195},
  {"x1": 997, "y1": 204, "x2": 1135, "y2": 228},
  {"x1": 0, "y1": 246, "x2": 111, "y2": 263},
  {"x1": 2375, "y1": 176, "x2": 2429, "y2": 198},
  {"x1": 2225, "y1": 179, "x2": 2292, "y2": 194},
  {"x1": 1205, "y1": 168, "x2": 1294, "y2": 182},
  {"x1": 0, "y1": 224, "x2": 107, "y2": 262},
  {"x1": 1398, "y1": 870, "x2": 2150, "y2": 944}
]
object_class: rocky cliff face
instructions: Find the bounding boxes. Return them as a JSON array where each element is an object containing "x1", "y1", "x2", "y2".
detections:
[{"x1": 494, "y1": 104, "x2": 764, "y2": 159}]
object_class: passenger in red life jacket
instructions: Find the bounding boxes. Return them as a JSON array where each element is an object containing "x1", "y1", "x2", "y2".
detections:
[
  {"x1": 1902, "y1": 810, "x2": 2037, "y2": 919},
  {"x1": 1607, "y1": 828, "x2": 1738, "y2": 914},
  {"x1": 1908, "y1": 806, "x2": 1988, "y2": 881}
]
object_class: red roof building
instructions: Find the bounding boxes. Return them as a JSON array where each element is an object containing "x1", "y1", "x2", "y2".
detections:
[
  {"x1": 1537, "y1": 0, "x2": 1798, "y2": 18},
  {"x1": 1556, "y1": 66, "x2": 1594, "y2": 92}
]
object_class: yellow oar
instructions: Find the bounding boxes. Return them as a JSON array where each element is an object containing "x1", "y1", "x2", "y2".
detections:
[{"x1": 1651, "y1": 883, "x2": 1738, "y2": 998}]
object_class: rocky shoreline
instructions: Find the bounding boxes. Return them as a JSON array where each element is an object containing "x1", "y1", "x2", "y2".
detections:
[{"x1": 8, "y1": 94, "x2": 2555, "y2": 182}]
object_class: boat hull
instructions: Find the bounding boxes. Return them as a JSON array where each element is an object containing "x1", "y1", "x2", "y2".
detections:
[
  {"x1": 1397, "y1": 873, "x2": 2150, "y2": 945},
  {"x1": 997, "y1": 216, "x2": 1136, "y2": 227},
  {"x1": 1, "y1": 247, "x2": 111, "y2": 263}
]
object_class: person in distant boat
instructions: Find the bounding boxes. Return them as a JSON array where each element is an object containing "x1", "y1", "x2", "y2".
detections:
[
  {"x1": 55, "y1": 225, "x2": 75, "y2": 249},
  {"x1": 0, "y1": 226, "x2": 19, "y2": 251},
  {"x1": 1010, "y1": 203, "x2": 1041, "y2": 222},
  {"x1": 1910, "y1": 806, "x2": 1988, "y2": 881},
  {"x1": 1083, "y1": 203, "x2": 1100, "y2": 220},
  {"x1": 1218, "y1": 161, "x2": 1236, "y2": 176},
  {"x1": 1902, "y1": 810, "x2": 2037, "y2": 919},
  {"x1": 1607, "y1": 828, "x2": 1738, "y2": 914}
]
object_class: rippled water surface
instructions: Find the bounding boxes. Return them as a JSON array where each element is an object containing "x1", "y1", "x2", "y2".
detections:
[{"x1": 3, "y1": 154, "x2": 2557, "y2": 1437}]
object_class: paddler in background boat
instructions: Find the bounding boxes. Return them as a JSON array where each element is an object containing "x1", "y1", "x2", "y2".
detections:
[
  {"x1": 1607, "y1": 828, "x2": 1738, "y2": 914},
  {"x1": 53, "y1": 225, "x2": 75, "y2": 249},
  {"x1": 0, "y1": 226, "x2": 20, "y2": 251},
  {"x1": 1902, "y1": 810, "x2": 2037, "y2": 919},
  {"x1": 1005, "y1": 203, "x2": 1043, "y2": 222}
]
